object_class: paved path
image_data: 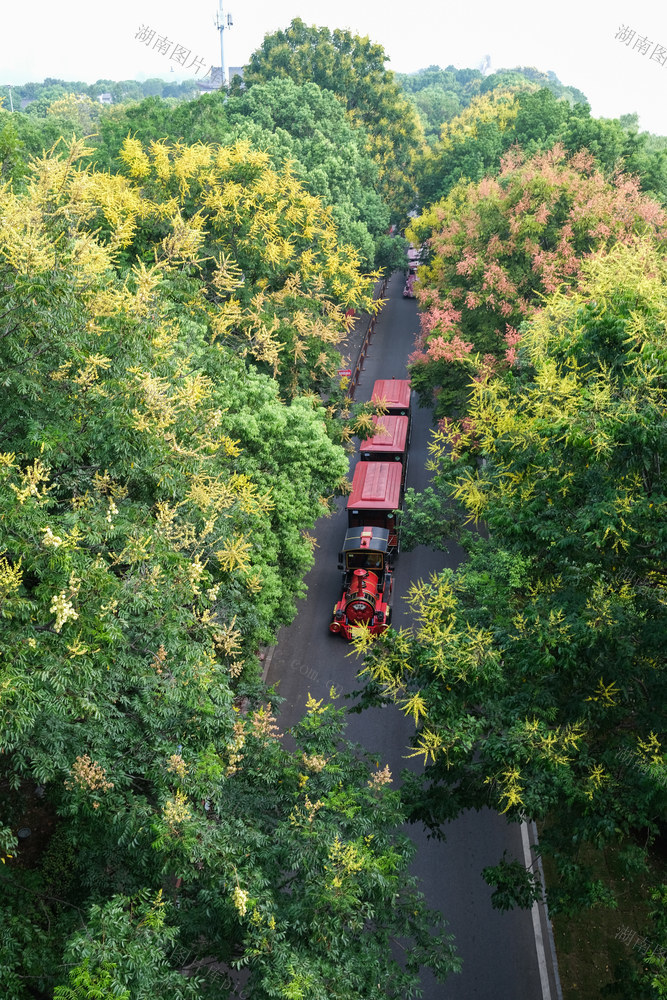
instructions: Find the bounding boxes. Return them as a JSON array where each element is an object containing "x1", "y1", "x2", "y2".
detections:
[{"x1": 265, "y1": 271, "x2": 560, "y2": 1000}]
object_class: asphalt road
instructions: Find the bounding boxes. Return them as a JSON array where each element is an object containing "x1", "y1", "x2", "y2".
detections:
[{"x1": 265, "y1": 271, "x2": 560, "y2": 1000}]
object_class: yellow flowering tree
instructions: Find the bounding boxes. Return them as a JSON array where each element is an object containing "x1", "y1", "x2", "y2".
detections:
[{"x1": 112, "y1": 133, "x2": 379, "y2": 396}]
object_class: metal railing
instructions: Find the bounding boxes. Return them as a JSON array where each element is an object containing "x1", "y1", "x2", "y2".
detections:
[{"x1": 347, "y1": 277, "x2": 388, "y2": 399}]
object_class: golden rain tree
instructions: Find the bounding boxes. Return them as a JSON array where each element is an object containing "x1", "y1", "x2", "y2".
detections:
[{"x1": 113, "y1": 133, "x2": 380, "y2": 396}]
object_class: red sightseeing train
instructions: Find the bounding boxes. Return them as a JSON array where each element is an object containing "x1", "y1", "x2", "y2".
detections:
[{"x1": 329, "y1": 379, "x2": 411, "y2": 640}]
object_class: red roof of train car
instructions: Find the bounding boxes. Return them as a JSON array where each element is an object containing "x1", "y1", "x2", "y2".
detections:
[
  {"x1": 359, "y1": 415, "x2": 408, "y2": 454},
  {"x1": 347, "y1": 461, "x2": 402, "y2": 511},
  {"x1": 371, "y1": 379, "x2": 411, "y2": 411}
]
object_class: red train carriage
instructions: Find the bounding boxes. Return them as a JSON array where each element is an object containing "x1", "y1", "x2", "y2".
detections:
[
  {"x1": 346, "y1": 460, "x2": 402, "y2": 552},
  {"x1": 329, "y1": 526, "x2": 392, "y2": 639},
  {"x1": 329, "y1": 461, "x2": 402, "y2": 639},
  {"x1": 329, "y1": 383, "x2": 411, "y2": 640},
  {"x1": 371, "y1": 378, "x2": 411, "y2": 416},
  {"x1": 359, "y1": 414, "x2": 409, "y2": 489},
  {"x1": 371, "y1": 378, "x2": 412, "y2": 443}
]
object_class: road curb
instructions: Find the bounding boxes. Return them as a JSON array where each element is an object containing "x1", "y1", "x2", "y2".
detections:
[
  {"x1": 521, "y1": 819, "x2": 564, "y2": 1000},
  {"x1": 261, "y1": 643, "x2": 277, "y2": 685}
]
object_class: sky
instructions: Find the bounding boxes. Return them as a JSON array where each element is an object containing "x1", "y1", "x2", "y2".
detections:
[{"x1": 3, "y1": 0, "x2": 667, "y2": 133}]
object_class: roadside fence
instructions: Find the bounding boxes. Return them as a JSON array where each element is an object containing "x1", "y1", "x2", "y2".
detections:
[{"x1": 347, "y1": 276, "x2": 388, "y2": 399}]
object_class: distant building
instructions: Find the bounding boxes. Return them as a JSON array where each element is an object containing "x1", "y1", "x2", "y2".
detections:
[
  {"x1": 97, "y1": 93, "x2": 113, "y2": 105},
  {"x1": 478, "y1": 54, "x2": 493, "y2": 76},
  {"x1": 197, "y1": 66, "x2": 244, "y2": 92},
  {"x1": 198, "y1": 66, "x2": 222, "y2": 91}
]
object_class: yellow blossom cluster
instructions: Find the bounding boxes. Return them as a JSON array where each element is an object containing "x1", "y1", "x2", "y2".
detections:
[
  {"x1": 163, "y1": 789, "x2": 192, "y2": 831},
  {"x1": 232, "y1": 885, "x2": 249, "y2": 917},
  {"x1": 0, "y1": 554, "x2": 23, "y2": 601},
  {"x1": 65, "y1": 755, "x2": 114, "y2": 794},
  {"x1": 167, "y1": 754, "x2": 188, "y2": 780},
  {"x1": 302, "y1": 753, "x2": 327, "y2": 773},
  {"x1": 49, "y1": 591, "x2": 79, "y2": 632},
  {"x1": 368, "y1": 764, "x2": 392, "y2": 788},
  {"x1": 226, "y1": 719, "x2": 246, "y2": 776},
  {"x1": 250, "y1": 704, "x2": 281, "y2": 740}
]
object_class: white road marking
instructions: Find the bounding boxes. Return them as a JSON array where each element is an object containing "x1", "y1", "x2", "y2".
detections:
[{"x1": 521, "y1": 819, "x2": 554, "y2": 1000}]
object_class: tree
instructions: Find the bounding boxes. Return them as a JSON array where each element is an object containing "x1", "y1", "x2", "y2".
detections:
[
  {"x1": 351, "y1": 239, "x2": 667, "y2": 915},
  {"x1": 106, "y1": 133, "x2": 379, "y2": 395},
  {"x1": 222, "y1": 79, "x2": 389, "y2": 268},
  {"x1": 399, "y1": 66, "x2": 587, "y2": 155},
  {"x1": 407, "y1": 144, "x2": 667, "y2": 414},
  {"x1": 416, "y1": 86, "x2": 667, "y2": 210},
  {"x1": 92, "y1": 81, "x2": 398, "y2": 271},
  {"x1": 46, "y1": 94, "x2": 101, "y2": 132},
  {"x1": 407, "y1": 85, "x2": 464, "y2": 141},
  {"x1": 0, "y1": 138, "x2": 457, "y2": 999},
  {"x1": 243, "y1": 18, "x2": 425, "y2": 222},
  {"x1": 0, "y1": 137, "x2": 359, "y2": 671},
  {"x1": 416, "y1": 89, "x2": 520, "y2": 204}
]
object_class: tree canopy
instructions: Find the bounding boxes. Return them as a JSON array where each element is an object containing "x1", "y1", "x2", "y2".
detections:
[
  {"x1": 0, "y1": 135, "x2": 457, "y2": 998},
  {"x1": 416, "y1": 86, "x2": 667, "y2": 207},
  {"x1": 243, "y1": 18, "x2": 425, "y2": 222},
  {"x1": 407, "y1": 144, "x2": 667, "y2": 414}
]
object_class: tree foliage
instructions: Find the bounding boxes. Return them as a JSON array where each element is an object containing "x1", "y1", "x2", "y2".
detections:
[
  {"x1": 407, "y1": 145, "x2": 667, "y2": 414},
  {"x1": 397, "y1": 65, "x2": 588, "y2": 143},
  {"x1": 416, "y1": 86, "x2": 667, "y2": 208},
  {"x1": 89, "y1": 80, "x2": 395, "y2": 270},
  {"x1": 243, "y1": 18, "x2": 425, "y2": 222},
  {"x1": 222, "y1": 79, "x2": 390, "y2": 267},
  {"x1": 111, "y1": 133, "x2": 379, "y2": 394}
]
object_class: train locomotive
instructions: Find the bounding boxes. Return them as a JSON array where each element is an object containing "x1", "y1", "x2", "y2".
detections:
[{"x1": 329, "y1": 379, "x2": 411, "y2": 640}]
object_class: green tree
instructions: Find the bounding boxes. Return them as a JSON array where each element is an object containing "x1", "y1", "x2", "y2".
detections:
[
  {"x1": 0, "y1": 138, "x2": 357, "y2": 671},
  {"x1": 407, "y1": 85, "x2": 464, "y2": 141},
  {"x1": 222, "y1": 79, "x2": 389, "y2": 267},
  {"x1": 417, "y1": 86, "x2": 667, "y2": 209},
  {"x1": 243, "y1": 18, "x2": 425, "y2": 222},
  {"x1": 97, "y1": 81, "x2": 391, "y2": 269},
  {"x1": 415, "y1": 88, "x2": 520, "y2": 205}
]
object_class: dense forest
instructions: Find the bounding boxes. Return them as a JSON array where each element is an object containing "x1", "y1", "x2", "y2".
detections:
[{"x1": 0, "y1": 17, "x2": 665, "y2": 999}]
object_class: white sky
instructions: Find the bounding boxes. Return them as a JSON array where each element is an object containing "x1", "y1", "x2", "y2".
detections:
[{"x1": 3, "y1": 0, "x2": 667, "y2": 133}]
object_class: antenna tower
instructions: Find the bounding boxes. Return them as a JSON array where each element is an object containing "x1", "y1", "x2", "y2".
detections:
[{"x1": 215, "y1": 1, "x2": 233, "y2": 87}]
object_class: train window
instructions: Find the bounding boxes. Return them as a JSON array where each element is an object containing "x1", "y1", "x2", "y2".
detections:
[{"x1": 346, "y1": 551, "x2": 383, "y2": 570}]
